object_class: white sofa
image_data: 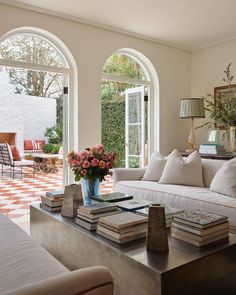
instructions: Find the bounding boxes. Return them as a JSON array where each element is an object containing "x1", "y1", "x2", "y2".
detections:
[
  {"x1": 0, "y1": 213, "x2": 114, "y2": 295},
  {"x1": 112, "y1": 158, "x2": 236, "y2": 232}
]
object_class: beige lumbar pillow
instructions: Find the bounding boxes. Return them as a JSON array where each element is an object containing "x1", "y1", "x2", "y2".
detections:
[
  {"x1": 159, "y1": 149, "x2": 204, "y2": 187},
  {"x1": 142, "y1": 151, "x2": 167, "y2": 182},
  {"x1": 210, "y1": 158, "x2": 236, "y2": 198}
]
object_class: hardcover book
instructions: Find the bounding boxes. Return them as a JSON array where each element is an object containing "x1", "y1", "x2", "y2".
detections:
[
  {"x1": 40, "y1": 203, "x2": 62, "y2": 212},
  {"x1": 41, "y1": 196, "x2": 63, "y2": 207},
  {"x1": 77, "y1": 210, "x2": 121, "y2": 222},
  {"x1": 115, "y1": 199, "x2": 152, "y2": 211},
  {"x1": 171, "y1": 231, "x2": 229, "y2": 247},
  {"x1": 46, "y1": 189, "x2": 64, "y2": 198},
  {"x1": 173, "y1": 211, "x2": 227, "y2": 229},
  {"x1": 97, "y1": 229, "x2": 146, "y2": 244},
  {"x1": 78, "y1": 201, "x2": 118, "y2": 215},
  {"x1": 92, "y1": 192, "x2": 133, "y2": 203},
  {"x1": 75, "y1": 217, "x2": 97, "y2": 231},
  {"x1": 97, "y1": 224, "x2": 147, "y2": 240},
  {"x1": 171, "y1": 221, "x2": 229, "y2": 236},
  {"x1": 99, "y1": 212, "x2": 148, "y2": 230}
]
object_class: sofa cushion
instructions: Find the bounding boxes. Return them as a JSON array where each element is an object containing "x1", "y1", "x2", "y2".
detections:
[
  {"x1": 115, "y1": 180, "x2": 236, "y2": 226},
  {"x1": 142, "y1": 151, "x2": 167, "y2": 182},
  {"x1": 0, "y1": 213, "x2": 68, "y2": 293},
  {"x1": 210, "y1": 158, "x2": 236, "y2": 198},
  {"x1": 202, "y1": 158, "x2": 226, "y2": 188},
  {"x1": 159, "y1": 150, "x2": 204, "y2": 187}
]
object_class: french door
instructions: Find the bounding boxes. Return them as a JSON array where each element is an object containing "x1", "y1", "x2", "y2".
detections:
[{"x1": 125, "y1": 86, "x2": 145, "y2": 168}]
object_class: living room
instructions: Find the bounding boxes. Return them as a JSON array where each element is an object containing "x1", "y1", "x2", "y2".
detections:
[{"x1": 0, "y1": 0, "x2": 236, "y2": 294}]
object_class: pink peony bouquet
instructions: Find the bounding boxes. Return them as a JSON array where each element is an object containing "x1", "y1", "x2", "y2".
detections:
[{"x1": 67, "y1": 144, "x2": 116, "y2": 182}]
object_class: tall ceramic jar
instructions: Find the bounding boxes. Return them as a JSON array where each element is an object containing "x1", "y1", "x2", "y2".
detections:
[{"x1": 229, "y1": 125, "x2": 236, "y2": 153}]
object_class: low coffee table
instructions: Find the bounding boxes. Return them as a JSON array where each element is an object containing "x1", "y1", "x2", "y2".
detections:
[
  {"x1": 30, "y1": 204, "x2": 236, "y2": 295},
  {"x1": 33, "y1": 154, "x2": 59, "y2": 173}
]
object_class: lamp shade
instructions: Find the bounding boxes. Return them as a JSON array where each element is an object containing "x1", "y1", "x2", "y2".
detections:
[{"x1": 180, "y1": 98, "x2": 205, "y2": 118}]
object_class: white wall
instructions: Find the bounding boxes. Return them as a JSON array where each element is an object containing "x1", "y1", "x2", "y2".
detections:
[
  {"x1": 191, "y1": 39, "x2": 236, "y2": 146},
  {"x1": 0, "y1": 3, "x2": 191, "y2": 155},
  {"x1": 0, "y1": 69, "x2": 56, "y2": 153}
]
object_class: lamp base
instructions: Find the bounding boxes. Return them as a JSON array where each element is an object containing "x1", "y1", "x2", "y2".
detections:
[{"x1": 185, "y1": 118, "x2": 197, "y2": 153}]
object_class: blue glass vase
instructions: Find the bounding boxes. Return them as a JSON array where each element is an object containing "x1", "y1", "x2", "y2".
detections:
[{"x1": 82, "y1": 178, "x2": 100, "y2": 206}]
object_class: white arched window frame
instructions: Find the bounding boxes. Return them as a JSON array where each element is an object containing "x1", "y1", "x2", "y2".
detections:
[
  {"x1": 102, "y1": 48, "x2": 159, "y2": 163},
  {"x1": 0, "y1": 27, "x2": 78, "y2": 185}
]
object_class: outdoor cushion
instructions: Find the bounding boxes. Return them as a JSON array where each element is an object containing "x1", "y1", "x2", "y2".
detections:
[
  {"x1": 159, "y1": 150, "x2": 204, "y2": 187},
  {"x1": 10, "y1": 145, "x2": 22, "y2": 161},
  {"x1": 35, "y1": 140, "x2": 45, "y2": 150},
  {"x1": 142, "y1": 151, "x2": 167, "y2": 182},
  {"x1": 14, "y1": 160, "x2": 34, "y2": 166},
  {"x1": 24, "y1": 140, "x2": 33, "y2": 150},
  {"x1": 210, "y1": 158, "x2": 236, "y2": 198}
]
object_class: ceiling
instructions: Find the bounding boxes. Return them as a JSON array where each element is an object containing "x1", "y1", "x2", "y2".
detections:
[{"x1": 3, "y1": 0, "x2": 236, "y2": 51}]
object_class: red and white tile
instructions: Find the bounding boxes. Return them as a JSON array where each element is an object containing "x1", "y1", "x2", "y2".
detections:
[{"x1": 0, "y1": 167, "x2": 113, "y2": 234}]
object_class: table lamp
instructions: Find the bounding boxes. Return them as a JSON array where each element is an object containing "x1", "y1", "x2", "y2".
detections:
[{"x1": 180, "y1": 98, "x2": 205, "y2": 152}]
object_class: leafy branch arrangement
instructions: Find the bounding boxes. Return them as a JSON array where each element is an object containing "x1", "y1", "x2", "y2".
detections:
[{"x1": 198, "y1": 63, "x2": 236, "y2": 132}]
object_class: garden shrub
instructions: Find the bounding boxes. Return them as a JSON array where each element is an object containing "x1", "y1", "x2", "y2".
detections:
[{"x1": 102, "y1": 100, "x2": 125, "y2": 167}]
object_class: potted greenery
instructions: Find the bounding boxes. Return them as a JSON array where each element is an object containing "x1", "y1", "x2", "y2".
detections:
[{"x1": 200, "y1": 64, "x2": 236, "y2": 152}]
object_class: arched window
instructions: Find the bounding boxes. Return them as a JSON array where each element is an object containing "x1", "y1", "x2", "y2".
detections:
[
  {"x1": 101, "y1": 50, "x2": 156, "y2": 168},
  {"x1": 0, "y1": 28, "x2": 78, "y2": 184}
]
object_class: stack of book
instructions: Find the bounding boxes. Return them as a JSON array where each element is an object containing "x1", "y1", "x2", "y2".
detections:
[
  {"x1": 199, "y1": 144, "x2": 226, "y2": 154},
  {"x1": 75, "y1": 201, "x2": 119, "y2": 231},
  {"x1": 171, "y1": 211, "x2": 229, "y2": 247},
  {"x1": 40, "y1": 189, "x2": 64, "y2": 212},
  {"x1": 97, "y1": 212, "x2": 148, "y2": 244},
  {"x1": 92, "y1": 192, "x2": 133, "y2": 203},
  {"x1": 136, "y1": 205, "x2": 184, "y2": 227}
]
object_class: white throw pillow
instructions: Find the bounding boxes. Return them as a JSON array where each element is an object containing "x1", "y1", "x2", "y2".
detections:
[
  {"x1": 159, "y1": 149, "x2": 204, "y2": 187},
  {"x1": 210, "y1": 158, "x2": 236, "y2": 198},
  {"x1": 142, "y1": 151, "x2": 167, "y2": 182}
]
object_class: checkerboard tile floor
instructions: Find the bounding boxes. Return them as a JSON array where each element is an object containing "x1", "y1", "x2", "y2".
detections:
[{"x1": 0, "y1": 167, "x2": 113, "y2": 234}]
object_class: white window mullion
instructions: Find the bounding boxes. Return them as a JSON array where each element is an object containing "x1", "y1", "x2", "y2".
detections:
[{"x1": 0, "y1": 58, "x2": 71, "y2": 75}]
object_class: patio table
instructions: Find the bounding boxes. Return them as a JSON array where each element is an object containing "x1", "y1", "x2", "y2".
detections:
[{"x1": 33, "y1": 154, "x2": 59, "y2": 173}]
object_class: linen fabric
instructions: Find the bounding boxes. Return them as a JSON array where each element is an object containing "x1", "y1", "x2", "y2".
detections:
[
  {"x1": 210, "y1": 158, "x2": 236, "y2": 198},
  {"x1": 115, "y1": 180, "x2": 236, "y2": 226},
  {"x1": 159, "y1": 149, "x2": 204, "y2": 187},
  {"x1": 142, "y1": 151, "x2": 167, "y2": 182}
]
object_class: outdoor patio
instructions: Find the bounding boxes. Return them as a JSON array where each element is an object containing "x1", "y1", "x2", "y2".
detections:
[{"x1": 0, "y1": 166, "x2": 113, "y2": 233}]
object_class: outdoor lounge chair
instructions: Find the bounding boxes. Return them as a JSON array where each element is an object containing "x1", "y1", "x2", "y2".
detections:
[{"x1": 0, "y1": 143, "x2": 35, "y2": 179}]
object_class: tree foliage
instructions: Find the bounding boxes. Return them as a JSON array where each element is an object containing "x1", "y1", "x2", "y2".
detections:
[
  {"x1": 101, "y1": 53, "x2": 146, "y2": 167},
  {"x1": 0, "y1": 33, "x2": 65, "y2": 128}
]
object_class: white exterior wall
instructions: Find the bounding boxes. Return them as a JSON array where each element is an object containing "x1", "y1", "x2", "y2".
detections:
[
  {"x1": 0, "y1": 69, "x2": 56, "y2": 154},
  {"x1": 0, "y1": 3, "x2": 191, "y2": 155}
]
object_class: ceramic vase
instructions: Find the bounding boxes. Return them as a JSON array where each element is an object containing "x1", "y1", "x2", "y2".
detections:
[{"x1": 82, "y1": 178, "x2": 100, "y2": 206}]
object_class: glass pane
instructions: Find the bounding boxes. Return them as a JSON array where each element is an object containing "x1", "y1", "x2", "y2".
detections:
[
  {"x1": 128, "y1": 125, "x2": 141, "y2": 155},
  {"x1": 128, "y1": 93, "x2": 142, "y2": 123},
  {"x1": 103, "y1": 53, "x2": 147, "y2": 80},
  {"x1": 5, "y1": 67, "x2": 64, "y2": 98},
  {"x1": 129, "y1": 156, "x2": 141, "y2": 168},
  {"x1": 0, "y1": 34, "x2": 67, "y2": 68}
]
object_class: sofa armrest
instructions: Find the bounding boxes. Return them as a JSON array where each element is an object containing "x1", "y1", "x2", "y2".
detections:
[
  {"x1": 2, "y1": 266, "x2": 114, "y2": 295},
  {"x1": 112, "y1": 167, "x2": 146, "y2": 184}
]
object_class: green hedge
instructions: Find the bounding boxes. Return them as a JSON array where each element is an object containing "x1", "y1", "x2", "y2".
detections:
[{"x1": 102, "y1": 100, "x2": 125, "y2": 167}]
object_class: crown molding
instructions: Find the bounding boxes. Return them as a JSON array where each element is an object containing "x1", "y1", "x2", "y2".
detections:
[{"x1": 0, "y1": 0, "x2": 191, "y2": 52}]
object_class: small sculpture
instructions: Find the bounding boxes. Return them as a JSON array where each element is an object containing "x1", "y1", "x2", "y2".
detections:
[
  {"x1": 146, "y1": 204, "x2": 169, "y2": 252},
  {"x1": 61, "y1": 184, "x2": 83, "y2": 218}
]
